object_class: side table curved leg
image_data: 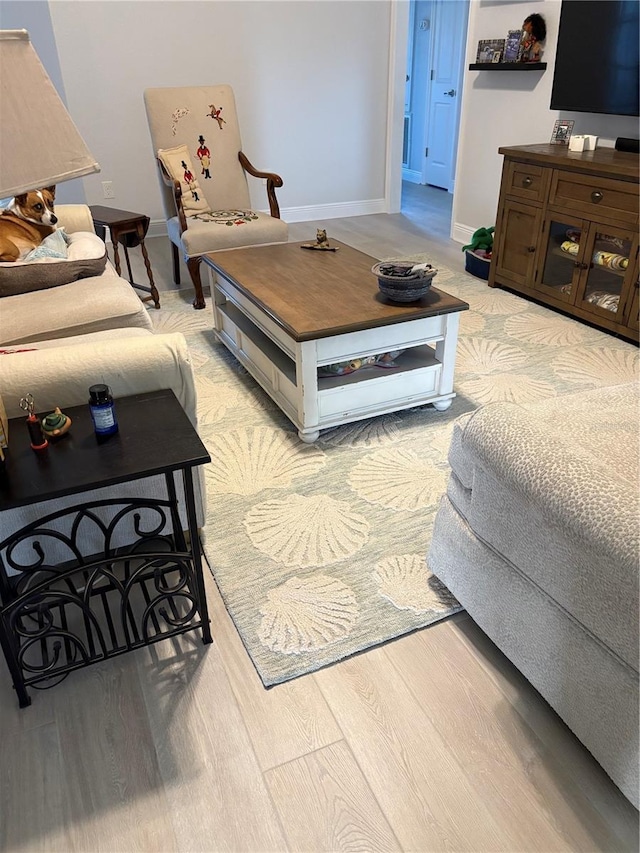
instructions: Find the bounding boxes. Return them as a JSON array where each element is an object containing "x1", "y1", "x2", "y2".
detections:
[{"x1": 138, "y1": 229, "x2": 161, "y2": 309}]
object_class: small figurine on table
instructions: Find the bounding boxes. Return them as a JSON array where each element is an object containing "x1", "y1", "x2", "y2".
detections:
[
  {"x1": 301, "y1": 229, "x2": 339, "y2": 251},
  {"x1": 520, "y1": 13, "x2": 546, "y2": 62},
  {"x1": 19, "y1": 393, "x2": 48, "y2": 452},
  {"x1": 41, "y1": 407, "x2": 72, "y2": 439}
]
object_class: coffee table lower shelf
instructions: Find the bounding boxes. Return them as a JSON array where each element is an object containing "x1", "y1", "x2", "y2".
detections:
[{"x1": 211, "y1": 275, "x2": 462, "y2": 441}]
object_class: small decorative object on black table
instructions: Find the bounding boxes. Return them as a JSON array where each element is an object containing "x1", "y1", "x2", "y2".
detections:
[
  {"x1": 41, "y1": 407, "x2": 72, "y2": 439},
  {"x1": 19, "y1": 393, "x2": 48, "y2": 452}
]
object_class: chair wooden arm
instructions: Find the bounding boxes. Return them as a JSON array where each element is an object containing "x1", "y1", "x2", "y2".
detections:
[
  {"x1": 157, "y1": 158, "x2": 188, "y2": 234},
  {"x1": 238, "y1": 151, "x2": 283, "y2": 219}
]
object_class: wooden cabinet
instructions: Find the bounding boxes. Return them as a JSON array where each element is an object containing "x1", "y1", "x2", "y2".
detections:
[{"x1": 489, "y1": 144, "x2": 639, "y2": 341}]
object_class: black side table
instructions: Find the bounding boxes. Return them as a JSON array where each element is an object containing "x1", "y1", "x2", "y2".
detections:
[
  {"x1": 89, "y1": 205, "x2": 161, "y2": 309},
  {"x1": 0, "y1": 390, "x2": 211, "y2": 707}
]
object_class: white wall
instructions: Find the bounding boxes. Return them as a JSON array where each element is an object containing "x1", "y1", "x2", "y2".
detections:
[
  {"x1": 6, "y1": 1, "x2": 638, "y2": 240},
  {"x1": 45, "y1": 0, "x2": 391, "y2": 227},
  {"x1": 452, "y1": 0, "x2": 640, "y2": 242}
]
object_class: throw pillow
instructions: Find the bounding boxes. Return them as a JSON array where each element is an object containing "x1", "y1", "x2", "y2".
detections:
[
  {"x1": 0, "y1": 231, "x2": 108, "y2": 297},
  {"x1": 157, "y1": 144, "x2": 212, "y2": 217}
]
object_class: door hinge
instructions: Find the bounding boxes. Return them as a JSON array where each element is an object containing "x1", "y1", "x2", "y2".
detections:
[
  {"x1": 430, "y1": 69, "x2": 434, "y2": 80},
  {"x1": 425, "y1": 147, "x2": 429, "y2": 158}
]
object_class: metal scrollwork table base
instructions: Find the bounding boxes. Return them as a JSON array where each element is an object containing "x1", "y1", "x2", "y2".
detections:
[{"x1": 0, "y1": 390, "x2": 212, "y2": 708}]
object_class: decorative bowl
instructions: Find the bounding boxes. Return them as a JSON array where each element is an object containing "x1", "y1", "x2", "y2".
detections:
[{"x1": 372, "y1": 261, "x2": 438, "y2": 303}]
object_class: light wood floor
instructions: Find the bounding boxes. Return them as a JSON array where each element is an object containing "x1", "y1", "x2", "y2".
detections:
[{"x1": 2, "y1": 186, "x2": 638, "y2": 852}]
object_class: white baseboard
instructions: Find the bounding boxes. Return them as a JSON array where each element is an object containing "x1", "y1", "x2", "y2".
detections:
[
  {"x1": 147, "y1": 198, "x2": 387, "y2": 237},
  {"x1": 402, "y1": 168, "x2": 422, "y2": 184},
  {"x1": 281, "y1": 198, "x2": 386, "y2": 223},
  {"x1": 452, "y1": 221, "x2": 476, "y2": 247},
  {"x1": 148, "y1": 220, "x2": 170, "y2": 239}
]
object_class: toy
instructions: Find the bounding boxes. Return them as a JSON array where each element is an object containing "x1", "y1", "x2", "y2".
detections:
[
  {"x1": 462, "y1": 226, "x2": 494, "y2": 254},
  {"x1": 41, "y1": 407, "x2": 72, "y2": 438},
  {"x1": 301, "y1": 229, "x2": 339, "y2": 251},
  {"x1": 520, "y1": 13, "x2": 546, "y2": 62}
]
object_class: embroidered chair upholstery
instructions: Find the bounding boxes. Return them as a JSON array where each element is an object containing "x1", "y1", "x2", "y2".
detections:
[{"x1": 144, "y1": 85, "x2": 288, "y2": 308}]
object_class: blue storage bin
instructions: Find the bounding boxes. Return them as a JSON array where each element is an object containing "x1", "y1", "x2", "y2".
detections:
[{"x1": 465, "y1": 250, "x2": 491, "y2": 281}]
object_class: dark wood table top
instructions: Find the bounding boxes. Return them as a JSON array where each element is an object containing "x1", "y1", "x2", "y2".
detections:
[
  {"x1": 0, "y1": 390, "x2": 210, "y2": 511},
  {"x1": 89, "y1": 206, "x2": 150, "y2": 227},
  {"x1": 203, "y1": 240, "x2": 468, "y2": 342}
]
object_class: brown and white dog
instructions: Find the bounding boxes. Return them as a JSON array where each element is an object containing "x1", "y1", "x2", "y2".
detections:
[{"x1": 0, "y1": 186, "x2": 58, "y2": 262}]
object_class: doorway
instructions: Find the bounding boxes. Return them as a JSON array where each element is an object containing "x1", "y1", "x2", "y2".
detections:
[{"x1": 401, "y1": 0, "x2": 469, "y2": 205}]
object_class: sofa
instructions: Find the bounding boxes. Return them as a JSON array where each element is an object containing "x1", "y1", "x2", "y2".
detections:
[
  {"x1": 0, "y1": 204, "x2": 203, "y2": 556},
  {"x1": 428, "y1": 382, "x2": 639, "y2": 808}
]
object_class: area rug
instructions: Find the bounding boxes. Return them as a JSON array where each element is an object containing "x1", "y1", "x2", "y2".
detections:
[{"x1": 151, "y1": 257, "x2": 638, "y2": 686}]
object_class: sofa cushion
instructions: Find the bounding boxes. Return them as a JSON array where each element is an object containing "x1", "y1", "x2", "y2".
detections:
[
  {"x1": 167, "y1": 211, "x2": 288, "y2": 255},
  {"x1": 0, "y1": 270, "x2": 153, "y2": 346},
  {"x1": 0, "y1": 231, "x2": 108, "y2": 297}
]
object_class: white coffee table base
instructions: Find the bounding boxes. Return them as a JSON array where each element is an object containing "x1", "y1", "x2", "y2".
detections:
[{"x1": 209, "y1": 270, "x2": 462, "y2": 441}]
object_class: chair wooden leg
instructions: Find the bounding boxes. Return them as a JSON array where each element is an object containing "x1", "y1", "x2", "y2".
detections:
[
  {"x1": 171, "y1": 243, "x2": 181, "y2": 286},
  {"x1": 187, "y1": 257, "x2": 206, "y2": 309}
]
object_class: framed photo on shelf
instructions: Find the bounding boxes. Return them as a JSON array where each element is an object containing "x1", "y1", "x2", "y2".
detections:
[
  {"x1": 476, "y1": 39, "x2": 505, "y2": 63},
  {"x1": 550, "y1": 119, "x2": 575, "y2": 145},
  {"x1": 504, "y1": 29, "x2": 523, "y2": 62}
]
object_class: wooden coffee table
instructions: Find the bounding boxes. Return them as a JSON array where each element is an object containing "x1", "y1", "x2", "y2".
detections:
[{"x1": 203, "y1": 241, "x2": 468, "y2": 442}]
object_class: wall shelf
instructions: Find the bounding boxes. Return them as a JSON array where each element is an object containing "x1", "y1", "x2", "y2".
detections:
[{"x1": 469, "y1": 62, "x2": 547, "y2": 71}]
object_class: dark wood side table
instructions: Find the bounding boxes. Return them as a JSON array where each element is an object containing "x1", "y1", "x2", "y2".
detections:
[
  {"x1": 89, "y1": 205, "x2": 161, "y2": 309},
  {"x1": 0, "y1": 389, "x2": 211, "y2": 707}
]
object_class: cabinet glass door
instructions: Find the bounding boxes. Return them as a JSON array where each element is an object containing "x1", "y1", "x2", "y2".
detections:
[
  {"x1": 536, "y1": 218, "x2": 583, "y2": 303},
  {"x1": 574, "y1": 227, "x2": 636, "y2": 323}
]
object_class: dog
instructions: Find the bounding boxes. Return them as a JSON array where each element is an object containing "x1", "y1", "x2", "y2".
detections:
[{"x1": 0, "y1": 186, "x2": 58, "y2": 262}]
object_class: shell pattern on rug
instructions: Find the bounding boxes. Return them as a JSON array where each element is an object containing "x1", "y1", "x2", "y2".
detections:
[
  {"x1": 455, "y1": 337, "x2": 528, "y2": 375},
  {"x1": 459, "y1": 310, "x2": 486, "y2": 335},
  {"x1": 470, "y1": 288, "x2": 529, "y2": 315},
  {"x1": 504, "y1": 312, "x2": 593, "y2": 347},
  {"x1": 318, "y1": 414, "x2": 402, "y2": 448},
  {"x1": 373, "y1": 554, "x2": 461, "y2": 614},
  {"x1": 205, "y1": 426, "x2": 326, "y2": 496},
  {"x1": 552, "y1": 347, "x2": 639, "y2": 386},
  {"x1": 458, "y1": 374, "x2": 556, "y2": 405},
  {"x1": 196, "y1": 377, "x2": 255, "y2": 424},
  {"x1": 244, "y1": 494, "x2": 370, "y2": 567},
  {"x1": 348, "y1": 447, "x2": 448, "y2": 511},
  {"x1": 257, "y1": 574, "x2": 359, "y2": 654}
]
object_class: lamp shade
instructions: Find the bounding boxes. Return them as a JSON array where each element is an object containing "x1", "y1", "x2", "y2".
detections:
[{"x1": 0, "y1": 30, "x2": 100, "y2": 197}]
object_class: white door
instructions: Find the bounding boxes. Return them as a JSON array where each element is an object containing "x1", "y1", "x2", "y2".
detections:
[{"x1": 422, "y1": 0, "x2": 468, "y2": 191}]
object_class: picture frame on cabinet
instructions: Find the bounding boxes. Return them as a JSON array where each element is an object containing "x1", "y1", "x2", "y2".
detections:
[{"x1": 550, "y1": 119, "x2": 575, "y2": 145}]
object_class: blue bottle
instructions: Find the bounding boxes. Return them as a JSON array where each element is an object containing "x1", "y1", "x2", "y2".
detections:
[{"x1": 88, "y1": 384, "x2": 118, "y2": 436}]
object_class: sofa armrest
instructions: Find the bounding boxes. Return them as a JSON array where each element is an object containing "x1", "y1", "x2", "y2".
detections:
[
  {"x1": 0, "y1": 331, "x2": 206, "y2": 547},
  {"x1": 0, "y1": 332, "x2": 197, "y2": 426},
  {"x1": 460, "y1": 394, "x2": 639, "y2": 569},
  {"x1": 55, "y1": 204, "x2": 96, "y2": 235}
]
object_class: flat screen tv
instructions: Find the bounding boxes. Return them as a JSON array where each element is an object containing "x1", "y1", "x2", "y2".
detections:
[{"x1": 550, "y1": 0, "x2": 639, "y2": 117}]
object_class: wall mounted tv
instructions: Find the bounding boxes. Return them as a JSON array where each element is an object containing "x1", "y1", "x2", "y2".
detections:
[{"x1": 551, "y1": 0, "x2": 639, "y2": 117}]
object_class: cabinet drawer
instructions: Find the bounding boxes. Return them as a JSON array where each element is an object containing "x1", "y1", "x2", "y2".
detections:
[
  {"x1": 505, "y1": 161, "x2": 547, "y2": 203},
  {"x1": 550, "y1": 170, "x2": 639, "y2": 224}
]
